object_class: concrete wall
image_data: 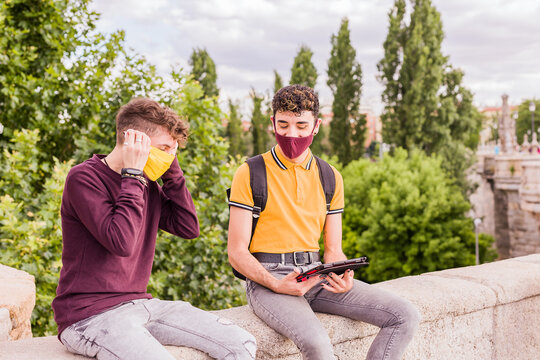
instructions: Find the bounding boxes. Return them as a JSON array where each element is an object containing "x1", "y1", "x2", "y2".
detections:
[{"x1": 1, "y1": 255, "x2": 539, "y2": 359}]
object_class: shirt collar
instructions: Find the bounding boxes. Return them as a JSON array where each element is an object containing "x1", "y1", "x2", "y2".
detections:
[{"x1": 271, "y1": 146, "x2": 314, "y2": 170}]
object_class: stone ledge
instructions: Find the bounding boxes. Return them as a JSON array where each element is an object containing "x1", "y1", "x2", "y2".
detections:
[
  {"x1": 1, "y1": 255, "x2": 539, "y2": 359},
  {"x1": 0, "y1": 308, "x2": 11, "y2": 341},
  {"x1": 0, "y1": 264, "x2": 35, "y2": 340}
]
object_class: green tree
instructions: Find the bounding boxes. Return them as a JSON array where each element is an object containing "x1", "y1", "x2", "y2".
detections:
[
  {"x1": 189, "y1": 48, "x2": 219, "y2": 98},
  {"x1": 377, "y1": 0, "x2": 482, "y2": 192},
  {"x1": 250, "y1": 89, "x2": 268, "y2": 155},
  {"x1": 327, "y1": 18, "x2": 366, "y2": 165},
  {"x1": 341, "y1": 149, "x2": 496, "y2": 283},
  {"x1": 273, "y1": 70, "x2": 284, "y2": 94},
  {"x1": 226, "y1": 99, "x2": 246, "y2": 157},
  {"x1": 290, "y1": 45, "x2": 317, "y2": 88},
  {"x1": 515, "y1": 99, "x2": 540, "y2": 145},
  {"x1": 0, "y1": 0, "x2": 139, "y2": 162},
  {"x1": 288, "y1": 45, "x2": 327, "y2": 155}
]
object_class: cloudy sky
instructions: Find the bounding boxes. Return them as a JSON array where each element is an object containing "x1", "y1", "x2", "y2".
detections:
[{"x1": 89, "y1": 0, "x2": 540, "y2": 115}]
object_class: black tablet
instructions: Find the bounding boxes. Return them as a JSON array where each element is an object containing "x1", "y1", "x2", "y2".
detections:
[{"x1": 296, "y1": 257, "x2": 369, "y2": 282}]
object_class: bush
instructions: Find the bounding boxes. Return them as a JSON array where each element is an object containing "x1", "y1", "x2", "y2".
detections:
[
  {"x1": 0, "y1": 129, "x2": 72, "y2": 335},
  {"x1": 341, "y1": 148, "x2": 496, "y2": 283}
]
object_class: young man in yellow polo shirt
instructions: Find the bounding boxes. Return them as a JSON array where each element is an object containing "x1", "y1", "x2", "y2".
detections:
[{"x1": 228, "y1": 84, "x2": 420, "y2": 359}]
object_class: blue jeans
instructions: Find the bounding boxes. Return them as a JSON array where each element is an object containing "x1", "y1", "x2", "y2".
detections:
[
  {"x1": 246, "y1": 263, "x2": 420, "y2": 360},
  {"x1": 60, "y1": 298, "x2": 256, "y2": 360}
]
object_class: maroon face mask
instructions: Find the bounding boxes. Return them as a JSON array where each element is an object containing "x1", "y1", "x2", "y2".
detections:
[{"x1": 273, "y1": 119, "x2": 315, "y2": 159}]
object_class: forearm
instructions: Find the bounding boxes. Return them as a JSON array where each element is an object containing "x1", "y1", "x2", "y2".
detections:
[
  {"x1": 323, "y1": 249, "x2": 347, "y2": 263},
  {"x1": 322, "y1": 213, "x2": 346, "y2": 263},
  {"x1": 228, "y1": 248, "x2": 278, "y2": 291}
]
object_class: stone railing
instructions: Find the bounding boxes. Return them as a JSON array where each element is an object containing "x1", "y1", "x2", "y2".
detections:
[{"x1": 1, "y1": 255, "x2": 539, "y2": 359}]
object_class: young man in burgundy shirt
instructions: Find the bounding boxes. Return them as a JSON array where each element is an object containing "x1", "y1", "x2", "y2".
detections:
[{"x1": 52, "y1": 98, "x2": 256, "y2": 360}]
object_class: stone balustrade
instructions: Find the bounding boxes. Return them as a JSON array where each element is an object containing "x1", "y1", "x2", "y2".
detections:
[{"x1": 1, "y1": 255, "x2": 540, "y2": 359}]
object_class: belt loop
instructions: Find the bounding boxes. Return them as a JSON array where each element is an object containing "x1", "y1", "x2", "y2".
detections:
[
  {"x1": 280, "y1": 253, "x2": 285, "y2": 265},
  {"x1": 308, "y1": 252, "x2": 313, "y2": 264}
]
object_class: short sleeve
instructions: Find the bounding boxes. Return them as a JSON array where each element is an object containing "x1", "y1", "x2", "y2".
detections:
[
  {"x1": 328, "y1": 166, "x2": 344, "y2": 215},
  {"x1": 228, "y1": 162, "x2": 254, "y2": 211}
]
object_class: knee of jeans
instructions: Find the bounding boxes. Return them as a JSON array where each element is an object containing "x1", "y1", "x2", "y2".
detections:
[
  {"x1": 221, "y1": 324, "x2": 257, "y2": 359},
  {"x1": 396, "y1": 300, "x2": 421, "y2": 332},
  {"x1": 299, "y1": 330, "x2": 333, "y2": 356}
]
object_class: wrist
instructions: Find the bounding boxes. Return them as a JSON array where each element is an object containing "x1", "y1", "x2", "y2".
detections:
[
  {"x1": 267, "y1": 276, "x2": 280, "y2": 293},
  {"x1": 121, "y1": 169, "x2": 148, "y2": 187},
  {"x1": 121, "y1": 168, "x2": 144, "y2": 176}
]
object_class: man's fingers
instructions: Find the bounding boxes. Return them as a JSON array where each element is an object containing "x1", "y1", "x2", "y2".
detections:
[
  {"x1": 321, "y1": 282, "x2": 339, "y2": 293},
  {"x1": 323, "y1": 272, "x2": 349, "y2": 291}
]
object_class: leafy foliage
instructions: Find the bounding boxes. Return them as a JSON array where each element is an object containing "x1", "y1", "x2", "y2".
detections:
[
  {"x1": 250, "y1": 89, "x2": 269, "y2": 155},
  {"x1": 189, "y1": 48, "x2": 219, "y2": 98},
  {"x1": 290, "y1": 45, "x2": 317, "y2": 88},
  {"x1": 0, "y1": 129, "x2": 72, "y2": 335},
  {"x1": 377, "y1": 0, "x2": 482, "y2": 193},
  {"x1": 226, "y1": 99, "x2": 246, "y2": 157},
  {"x1": 327, "y1": 18, "x2": 366, "y2": 165},
  {"x1": 273, "y1": 70, "x2": 284, "y2": 94},
  {"x1": 0, "y1": 0, "x2": 146, "y2": 162},
  {"x1": 341, "y1": 149, "x2": 497, "y2": 282}
]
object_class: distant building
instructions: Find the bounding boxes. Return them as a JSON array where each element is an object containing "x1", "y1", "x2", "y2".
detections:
[{"x1": 319, "y1": 103, "x2": 382, "y2": 148}]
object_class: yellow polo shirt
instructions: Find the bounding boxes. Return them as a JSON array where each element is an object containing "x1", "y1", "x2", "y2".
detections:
[{"x1": 229, "y1": 146, "x2": 344, "y2": 253}]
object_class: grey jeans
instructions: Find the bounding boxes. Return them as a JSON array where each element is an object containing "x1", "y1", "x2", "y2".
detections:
[
  {"x1": 60, "y1": 298, "x2": 257, "y2": 360},
  {"x1": 246, "y1": 263, "x2": 420, "y2": 360}
]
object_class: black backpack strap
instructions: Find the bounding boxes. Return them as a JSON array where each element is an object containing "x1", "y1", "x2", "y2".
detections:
[
  {"x1": 227, "y1": 155, "x2": 267, "y2": 280},
  {"x1": 246, "y1": 155, "x2": 268, "y2": 239},
  {"x1": 315, "y1": 156, "x2": 336, "y2": 213}
]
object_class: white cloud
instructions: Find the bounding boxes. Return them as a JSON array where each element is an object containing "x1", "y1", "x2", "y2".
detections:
[{"x1": 90, "y1": 0, "x2": 540, "y2": 113}]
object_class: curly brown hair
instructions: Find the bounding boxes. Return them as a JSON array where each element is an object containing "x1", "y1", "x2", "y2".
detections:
[
  {"x1": 272, "y1": 84, "x2": 319, "y2": 120},
  {"x1": 116, "y1": 98, "x2": 189, "y2": 146}
]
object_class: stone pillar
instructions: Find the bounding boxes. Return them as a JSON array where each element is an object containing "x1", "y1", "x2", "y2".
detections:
[
  {"x1": 519, "y1": 156, "x2": 540, "y2": 255},
  {"x1": 498, "y1": 94, "x2": 517, "y2": 154},
  {"x1": 0, "y1": 264, "x2": 36, "y2": 340},
  {"x1": 493, "y1": 155, "x2": 522, "y2": 258}
]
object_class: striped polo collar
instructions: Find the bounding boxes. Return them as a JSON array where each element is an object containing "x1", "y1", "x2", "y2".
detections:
[{"x1": 271, "y1": 146, "x2": 314, "y2": 170}]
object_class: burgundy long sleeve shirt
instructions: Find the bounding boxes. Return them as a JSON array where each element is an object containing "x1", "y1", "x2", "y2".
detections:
[{"x1": 52, "y1": 155, "x2": 199, "y2": 337}]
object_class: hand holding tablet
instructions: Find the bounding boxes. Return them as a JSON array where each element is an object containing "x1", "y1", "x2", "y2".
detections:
[{"x1": 296, "y1": 257, "x2": 369, "y2": 282}]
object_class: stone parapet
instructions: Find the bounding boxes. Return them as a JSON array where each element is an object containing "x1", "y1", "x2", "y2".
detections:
[
  {"x1": 493, "y1": 154, "x2": 522, "y2": 190},
  {"x1": 520, "y1": 155, "x2": 540, "y2": 213},
  {"x1": 1, "y1": 255, "x2": 539, "y2": 359},
  {"x1": 0, "y1": 264, "x2": 35, "y2": 341}
]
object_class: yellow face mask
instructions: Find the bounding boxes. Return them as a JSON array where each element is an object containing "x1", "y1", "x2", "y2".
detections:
[{"x1": 144, "y1": 146, "x2": 175, "y2": 181}]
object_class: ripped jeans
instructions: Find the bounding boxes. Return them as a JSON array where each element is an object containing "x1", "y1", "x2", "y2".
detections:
[{"x1": 60, "y1": 298, "x2": 256, "y2": 360}]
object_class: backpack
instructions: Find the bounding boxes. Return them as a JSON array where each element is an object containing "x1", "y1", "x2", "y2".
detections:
[{"x1": 227, "y1": 154, "x2": 336, "y2": 280}]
